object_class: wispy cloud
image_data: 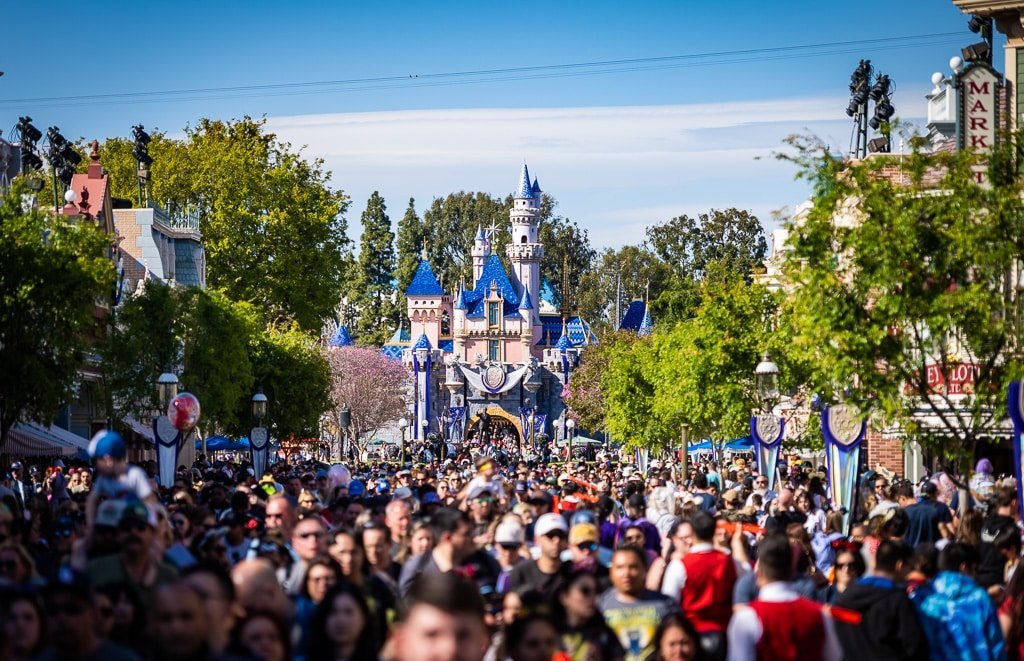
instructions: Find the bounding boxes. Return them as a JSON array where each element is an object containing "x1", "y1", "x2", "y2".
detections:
[{"x1": 265, "y1": 97, "x2": 924, "y2": 249}]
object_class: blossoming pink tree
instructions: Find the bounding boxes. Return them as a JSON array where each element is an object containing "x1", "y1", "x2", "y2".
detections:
[{"x1": 325, "y1": 346, "x2": 410, "y2": 459}]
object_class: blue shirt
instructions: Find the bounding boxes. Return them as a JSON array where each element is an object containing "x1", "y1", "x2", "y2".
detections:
[{"x1": 910, "y1": 571, "x2": 1004, "y2": 661}]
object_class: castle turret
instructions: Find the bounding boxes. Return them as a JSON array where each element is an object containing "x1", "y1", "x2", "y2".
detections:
[
  {"x1": 506, "y1": 164, "x2": 544, "y2": 310},
  {"x1": 471, "y1": 224, "x2": 489, "y2": 284}
]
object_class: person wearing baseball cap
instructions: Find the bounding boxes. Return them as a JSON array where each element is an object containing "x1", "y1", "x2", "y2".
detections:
[
  {"x1": 86, "y1": 430, "x2": 157, "y2": 530},
  {"x1": 507, "y1": 512, "x2": 569, "y2": 599},
  {"x1": 493, "y1": 517, "x2": 526, "y2": 593}
]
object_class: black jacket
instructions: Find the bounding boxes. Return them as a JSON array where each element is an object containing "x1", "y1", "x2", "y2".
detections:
[{"x1": 833, "y1": 578, "x2": 928, "y2": 661}]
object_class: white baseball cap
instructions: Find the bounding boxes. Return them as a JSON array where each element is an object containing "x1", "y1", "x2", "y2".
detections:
[{"x1": 534, "y1": 512, "x2": 568, "y2": 538}]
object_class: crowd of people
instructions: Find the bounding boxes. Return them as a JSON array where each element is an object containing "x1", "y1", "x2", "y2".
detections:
[{"x1": 0, "y1": 431, "x2": 1020, "y2": 661}]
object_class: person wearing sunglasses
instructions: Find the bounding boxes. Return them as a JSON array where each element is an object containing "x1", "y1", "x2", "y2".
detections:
[
  {"x1": 818, "y1": 539, "x2": 866, "y2": 604},
  {"x1": 86, "y1": 501, "x2": 179, "y2": 614},
  {"x1": 39, "y1": 569, "x2": 138, "y2": 661},
  {"x1": 508, "y1": 513, "x2": 570, "y2": 600},
  {"x1": 832, "y1": 539, "x2": 927, "y2": 660},
  {"x1": 557, "y1": 569, "x2": 625, "y2": 661}
]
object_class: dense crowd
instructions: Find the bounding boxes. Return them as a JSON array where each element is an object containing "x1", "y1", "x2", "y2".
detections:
[{"x1": 0, "y1": 431, "x2": 1020, "y2": 661}]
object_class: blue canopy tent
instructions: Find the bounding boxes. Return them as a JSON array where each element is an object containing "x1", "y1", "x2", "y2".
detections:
[
  {"x1": 195, "y1": 435, "x2": 274, "y2": 453},
  {"x1": 686, "y1": 440, "x2": 714, "y2": 454},
  {"x1": 724, "y1": 436, "x2": 754, "y2": 453}
]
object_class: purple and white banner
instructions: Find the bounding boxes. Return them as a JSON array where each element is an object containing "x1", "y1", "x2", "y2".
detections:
[
  {"x1": 750, "y1": 414, "x2": 785, "y2": 494},
  {"x1": 822, "y1": 404, "x2": 866, "y2": 535}
]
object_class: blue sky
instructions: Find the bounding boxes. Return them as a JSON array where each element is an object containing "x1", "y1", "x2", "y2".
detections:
[{"x1": 2, "y1": 1, "x2": 983, "y2": 249}]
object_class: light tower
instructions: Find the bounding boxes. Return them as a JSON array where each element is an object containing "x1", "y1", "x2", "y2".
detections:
[{"x1": 506, "y1": 164, "x2": 544, "y2": 307}]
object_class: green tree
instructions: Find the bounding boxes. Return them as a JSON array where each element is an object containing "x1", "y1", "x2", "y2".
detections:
[
  {"x1": 179, "y1": 288, "x2": 256, "y2": 432},
  {"x1": 576, "y1": 246, "x2": 674, "y2": 332},
  {"x1": 395, "y1": 197, "x2": 425, "y2": 312},
  {"x1": 645, "y1": 208, "x2": 768, "y2": 282},
  {"x1": 352, "y1": 192, "x2": 398, "y2": 346},
  {"x1": 98, "y1": 117, "x2": 352, "y2": 331},
  {"x1": 246, "y1": 324, "x2": 332, "y2": 440},
  {"x1": 539, "y1": 216, "x2": 596, "y2": 309},
  {"x1": 565, "y1": 330, "x2": 634, "y2": 432},
  {"x1": 101, "y1": 283, "x2": 257, "y2": 433},
  {"x1": 781, "y1": 133, "x2": 1024, "y2": 473},
  {"x1": 0, "y1": 182, "x2": 116, "y2": 443},
  {"x1": 422, "y1": 192, "x2": 510, "y2": 290}
]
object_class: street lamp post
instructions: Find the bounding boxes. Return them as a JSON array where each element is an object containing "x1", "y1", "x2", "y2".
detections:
[
  {"x1": 552, "y1": 417, "x2": 563, "y2": 461},
  {"x1": 420, "y1": 419, "x2": 429, "y2": 461},
  {"x1": 566, "y1": 418, "x2": 576, "y2": 463},
  {"x1": 440, "y1": 410, "x2": 450, "y2": 462},
  {"x1": 680, "y1": 422, "x2": 690, "y2": 487},
  {"x1": 528, "y1": 411, "x2": 536, "y2": 457},
  {"x1": 398, "y1": 417, "x2": 409, "y2": 465},
  {"x1": 338, "y1": 404, "x2": 351, "y2": 463},
  {"x1": 250, "y1": 388, "x2": 270, "y2": 479},
  {"x1": 153, "y1": 370, "x2": 180, "y2": 486},
  {"x1": 752, "y1": 352, "x2": 784, "y2": 493}
]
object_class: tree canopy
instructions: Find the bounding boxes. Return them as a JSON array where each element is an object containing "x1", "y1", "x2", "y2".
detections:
[
  {"x1": 0, "y1": 183, "x2": 116, "y2": 443},
  {"x1": 352, "y1": 192, "x2": 399, "y2": 346},
  {"x1": 781, "y1": 133, "x2": 1024, "y2": 472},
  {"x1": 97, "y1": 117, "x2": 352, "y2": 332}
]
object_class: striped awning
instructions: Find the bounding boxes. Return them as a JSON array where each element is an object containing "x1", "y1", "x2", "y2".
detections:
[
  {"x1": 1, "y1": 422, "x2": 89, "y2": 457},
  {"x1": 123, "y1": 416, "x2": 154, "y2": 442}
]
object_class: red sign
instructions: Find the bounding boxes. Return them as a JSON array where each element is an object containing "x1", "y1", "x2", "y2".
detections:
[{"x1": 924, "y1": 362, "x2": 979, "y2": 395}]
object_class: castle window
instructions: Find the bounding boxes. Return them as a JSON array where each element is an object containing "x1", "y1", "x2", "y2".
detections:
[
  {"x1": 488, "y1": 302, "x2": 499, "y2": 327},
  {"x1": 488, "y1": 340, "x2": 500, "y2": 362},
  {"x1": 520, "y1": 235, "x2": 527, "y2": 244},
  {"x1": 441, "y1": 310, "x2": 451, "y2": 336}
]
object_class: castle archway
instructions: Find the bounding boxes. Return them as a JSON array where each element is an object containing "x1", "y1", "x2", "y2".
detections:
[{"x1": 466, "y1": 407, "x2": 523, "y2": 444}]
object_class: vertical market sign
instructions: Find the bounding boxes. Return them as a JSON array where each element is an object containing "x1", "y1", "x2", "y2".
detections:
[{"x1": 957, "y1": 62, "x2": 1001, "y2": 187}]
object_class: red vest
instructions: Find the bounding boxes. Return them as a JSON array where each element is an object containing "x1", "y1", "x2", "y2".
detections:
[
  {"x1": 748, "y1": 598, "x2": 826, "y2": 661},
  {"x1": 680, "y1": 549, "x2": 736, "y2": 633}
]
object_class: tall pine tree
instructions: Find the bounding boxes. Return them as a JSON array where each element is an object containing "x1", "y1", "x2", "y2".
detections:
[
  {"x1": 395, "y1": 198, "x2": 425, "y2": 316},
  {"x1": 353, "y1": 192, "x2": 398, "y2": 346}
]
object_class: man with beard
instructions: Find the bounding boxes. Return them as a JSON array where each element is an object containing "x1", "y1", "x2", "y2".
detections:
[{"x1": 87, "y1": 500, "x2": 178, "y2": 613}]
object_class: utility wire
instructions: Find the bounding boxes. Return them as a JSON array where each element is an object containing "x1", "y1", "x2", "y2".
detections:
[{"x1": 0, "y1": 31, "x2": 967, "y2": 109}]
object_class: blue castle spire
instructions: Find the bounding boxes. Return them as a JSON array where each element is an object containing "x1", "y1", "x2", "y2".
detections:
[
  {"x1": 515, "y1": 163, "x2": 534, "y2": 199},
  {"x1": 413, "y1": 332, "x2": 432, "y2": 350},
  {"x1": 329, "y1": 325, "x2": 353, "y2": 347},
  {"x1": 519, "y1": 284, "x2": 533, "y2": 310},
  {"x1": 531, "y1": 177, "x2": 541, "y2": 195},
  {"x1": 637, "y1": 307, "x2": 653, "y2": 337},
  {"x1": 454, "y1": 283, "x2": 467, "y2": 310},
  {"x1": 405, "y1": 259, "x2": 445, "y2": 296},
  {"x1": 555, "y1": 331, "x2": 571, "y2": 351}
]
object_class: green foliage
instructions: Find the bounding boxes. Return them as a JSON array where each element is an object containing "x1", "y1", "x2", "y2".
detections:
[
  {"x1": 539, "y1": 216, "x2": 596, "y2": 309},
  {"x1": 97, "y1": 117, "x2": 352, "y2": 332},
  {"x1": 601, "y1": 273, "x2": 783, "y2": 451},
  {"x1": 576, "y1": 246, "x2": 674, "y2": 332},
  {"x1": 395, "y1": 197, "x2": 425, "y2": 313},
  {"x1": 247, "y1": 324, "x2": 332, "y2": 439},
  {"x1": 422, "y1": 192, "x2": 510, "y2": 290},
  {"x1": 0, "y1": 182, "x2": 116, "y2": 440},
  {"x1": 565, "y1": 330, "x2": 634, "y2": 432},
  {"x1": 179, "y1": 289, "x2": 256, "y2": 432},
  {"x1": 102, "y1": 283, "x2": 256, "y2": 432},
  {"x1": 646, "y1": 208, "x2": 768, "y2": 282},
  {"x1": 352, "y1": 192, "x2": 399, "y2": 346},
  {"x1": 781, "y1": 133, "x2": 1024, "y2": 472}
]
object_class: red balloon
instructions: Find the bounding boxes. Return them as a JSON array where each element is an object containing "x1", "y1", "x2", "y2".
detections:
[{"x1": 168, "y1": 392, "x2": 201, "y2": 431}]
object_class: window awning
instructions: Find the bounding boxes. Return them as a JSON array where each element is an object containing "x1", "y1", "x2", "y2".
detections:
[
  {"x1": 123, "y1": 416, "x2": 154, "y2": 442},
  {"x1": 2, "y1": 422, "x2": 89, "y2": 457}
]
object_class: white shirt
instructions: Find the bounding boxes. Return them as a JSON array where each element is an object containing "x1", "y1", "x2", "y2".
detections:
[{"x1": 726, "y1": 582, "x2": 841, "y2": 661}]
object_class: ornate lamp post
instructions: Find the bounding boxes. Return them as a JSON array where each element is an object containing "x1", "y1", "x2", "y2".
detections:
[
  {"x1": 751, "y1": 352, "x2": 784, "y2": 493},
  {"x1": 528, "y1": 411, "x2": 536, "y2": 456},
  {"x1": 439, "y1": 410, "x2": 450, "y2": 462},
  {"x1": 680, "y1": 422, "x2": 690, "y2": 486},
  {"x1": 566, "y1": 418, "x2": 576, "y2": 462},
  {"x1": 398, "y1": 417, "x2": 409, "y2": 465},
  {"x1": 552, "y1": 417, "x2": 563, "y2": 460},
  {"x1": 153, "y1": 369, "x2": 180, "y2": 487},
  {"x1": 250, "y1": 388, "x2": 270, "y2": 478},
  {"x1": 338, "y1": 404, "x2": 351, "y2": 463}
]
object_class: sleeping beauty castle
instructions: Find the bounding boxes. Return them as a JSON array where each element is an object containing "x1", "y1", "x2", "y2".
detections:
[{"x1": 382, "y1": 164, "x2": 597, "y2": 451}]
